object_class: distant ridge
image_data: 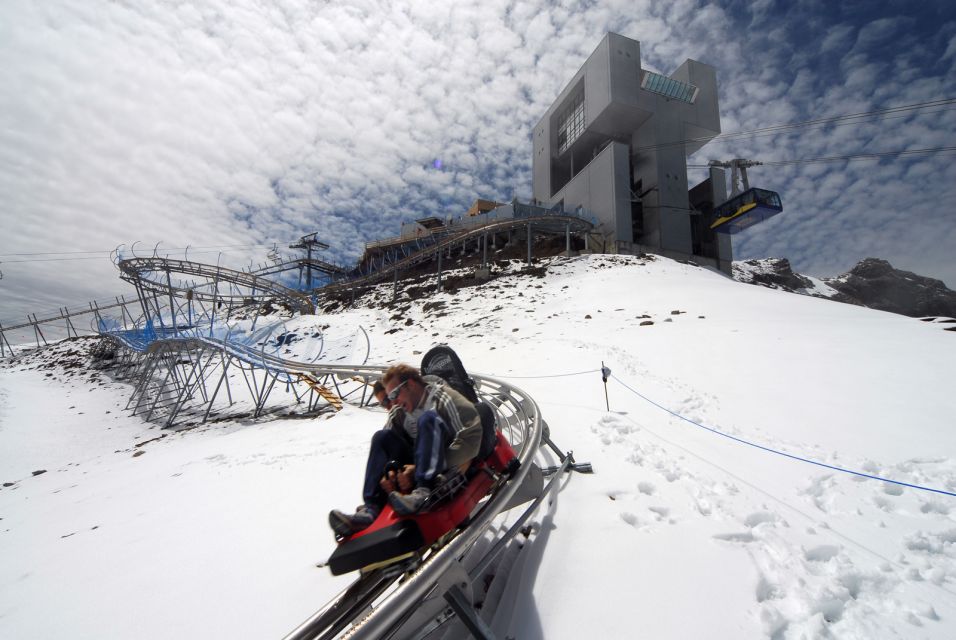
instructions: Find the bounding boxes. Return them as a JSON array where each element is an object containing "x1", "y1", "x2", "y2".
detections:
[{"x1": 734, "y1": 257, "x2": 956, "y2": 319}]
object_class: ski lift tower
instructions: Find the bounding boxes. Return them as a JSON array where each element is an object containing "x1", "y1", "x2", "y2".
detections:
[{"x1": 289, "y1": 233, "x2": 330, "y2": 291}]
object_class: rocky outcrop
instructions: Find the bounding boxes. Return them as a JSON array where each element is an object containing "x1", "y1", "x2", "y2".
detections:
[
  {"x1": 824, "y1": 258, "x2": 956, "y2": 318},
  {"x1": 734, "y1": 257, "x2": 956, "y2": 318},
  {"x1": 733, "y1": 258, "x2": 816, "y2": 292}
]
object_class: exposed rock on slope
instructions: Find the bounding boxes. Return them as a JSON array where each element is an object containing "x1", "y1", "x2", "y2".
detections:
[
  {"x1": 734, "y1": 257, "x2": 956, "y2": 318},
  {"x1": 825, "y1": 258, "x2": 956, "y2": 318},
  {"x1": 733, "y1": 258, "x2": 817, "y2": 292}
]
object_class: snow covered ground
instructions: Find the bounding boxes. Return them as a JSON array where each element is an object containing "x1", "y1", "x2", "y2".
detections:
[{"x1": 2, "y1": 254, "x2": 954, "y2": 639}]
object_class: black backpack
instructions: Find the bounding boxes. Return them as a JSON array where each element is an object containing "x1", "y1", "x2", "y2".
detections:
[{"x1": 420, "y1": 345, "x2": 497, "y2": 460}]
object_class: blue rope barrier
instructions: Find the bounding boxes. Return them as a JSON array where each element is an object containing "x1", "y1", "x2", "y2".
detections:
[
  {"x1": 610, "y1": 374, "x2": 956, "y2": 498},
  {"x1": 486, "y1": 368, "x2": 601, "y2": 380}
]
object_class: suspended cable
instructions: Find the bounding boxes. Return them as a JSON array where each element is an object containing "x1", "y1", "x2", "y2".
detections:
[
  {"x1": 688, "y1": 145, "x2": 956, "y2": 169},
  {"x1": 0, "y1": 248, "x2": 271, "y2": 264},
  {"x1": 760, "y1": 146, "x2": 956, "y2": 166},
  {"x1": 687, "y1": 105, "x2": 956, "y2": 155},
  {"x1": 0, "y1": 243, "x2": 272, "y2": 258},
  {"x1": 635, "y1": 97, "x2": 956, "y2": 154}
]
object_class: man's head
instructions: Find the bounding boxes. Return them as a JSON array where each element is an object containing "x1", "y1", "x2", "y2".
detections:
[
  {"x1": 382, "y1": 364, "x2": 426, "y2": 414},
  {"x1": 372, "y1": 380, "x2": 391, "y2": 409}
]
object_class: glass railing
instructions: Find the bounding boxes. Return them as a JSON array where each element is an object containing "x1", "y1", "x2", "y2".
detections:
[{"x1": 641, "y1": 71, "x2": 698, "y2": 103}]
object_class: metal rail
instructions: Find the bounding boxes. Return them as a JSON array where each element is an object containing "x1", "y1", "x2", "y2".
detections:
[
  {"x1": 97, "y1": 313, "x2": 553, "y2": 635},
  {"x1": 99, "y1": 319, "x2": 374, "y2": 427},
  {"x1": 322, "y1": 214, "x2": 593, "y2": 295},
  {"x1": 0, "y1": 295, "x2": 142, "y2": 357},
  {"x1": 117, "y1": 257, "x2": 315, "y2": 314},
  {"x1": 283, "y1": 373, "x2": 545, "y2": 640},
  {"x1": 252, "y1": 258, "x2": 348, "y2": 279}
]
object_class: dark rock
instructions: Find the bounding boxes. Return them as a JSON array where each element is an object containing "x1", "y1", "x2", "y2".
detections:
[
  {"x1": 32, "y1": 470, "x2": 47, "y2": 476},
  {"x1": 824, "y1": 258, "x2": 956, "y2": 318},
  {"x1": 735, "y1": 257, "x2": 956, "y2": 319},
  {"x1": 734, "y1": 258, "x2": 815, "y2": 292}
]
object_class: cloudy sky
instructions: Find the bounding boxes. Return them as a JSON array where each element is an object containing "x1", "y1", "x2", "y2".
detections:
[{"x1": 2, "y1": 0, "x2": 955, "y2": 324}]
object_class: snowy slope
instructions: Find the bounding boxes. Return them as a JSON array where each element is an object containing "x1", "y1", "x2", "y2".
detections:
[{"x1": 1, "y1": 254, "x2": 954, "y2": 639}]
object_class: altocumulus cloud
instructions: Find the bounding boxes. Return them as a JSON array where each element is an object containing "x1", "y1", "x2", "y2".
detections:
[{"x1": 1, "y1": 0, "x2": 955, "y2": 324}]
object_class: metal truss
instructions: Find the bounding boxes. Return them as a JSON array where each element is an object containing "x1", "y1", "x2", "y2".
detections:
[{"x1": 99, "y1": 322, "x2": 372, "y2": 429}]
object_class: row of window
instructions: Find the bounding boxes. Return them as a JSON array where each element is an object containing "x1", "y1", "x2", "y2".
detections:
[{"x1": 556, "y1": 89, "x2": 585, "y2": 154}]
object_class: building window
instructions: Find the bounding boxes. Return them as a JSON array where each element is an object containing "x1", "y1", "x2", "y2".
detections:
[
  {"x1": 556, "y1": 87, "x2": 585, "y2": 154},
  {"x1": 641, "y1": 71, "x2": 699, "y2": 103}
]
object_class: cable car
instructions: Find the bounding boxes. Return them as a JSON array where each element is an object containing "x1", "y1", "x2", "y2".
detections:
[{"x1": 710, "y1": 187, "x2": 782, "y2": 234}]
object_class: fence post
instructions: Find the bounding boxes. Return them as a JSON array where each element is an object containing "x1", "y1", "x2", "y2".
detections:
[
  {"x1": 0, "y1": 322, "x2": 13, "y2": 357},
  {"x1": 527, "y1": 221, "x2": 532, "y2": 266},
  {"x1": 32, "y1": 314, "x2": 47, "y2": 347}
]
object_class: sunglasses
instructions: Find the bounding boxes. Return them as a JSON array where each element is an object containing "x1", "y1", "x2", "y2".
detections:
[{"x1": 386, "y1": 379, "x2": 408, "y2": 402}]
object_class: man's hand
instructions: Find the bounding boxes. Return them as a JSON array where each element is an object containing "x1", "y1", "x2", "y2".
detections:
[
  {"x1": 397, "y1": 464, "x2": 415, "y2": 493},
  {"x1": 381, "y1": 464, "x2": 416, "y2": 494},
  {"x1": 380, "y1": 470, "x2": 398, "y2": 494}
]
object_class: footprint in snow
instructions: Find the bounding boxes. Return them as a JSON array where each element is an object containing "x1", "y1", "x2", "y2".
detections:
[
  {"x1": 713, "y1": 530, "x2": 754, "y2": 543},
  {"x1": 882, "y1": 482, "x2": 904, "y2": 496},
  {"x1": 803, "y1": 544, "x2": 841, "y2": 562},
  {"x1": 755, "y1": 575, "x2": 780, "y2": 602},
  {"x1": 648, "y1": 505, "x2": 670, "y2": 521},
  {"x1": 744, "y1": 511, "x2": 778, "y2": 528},
  {"x1": 872, "y1": 495, "x2": 896, "y2": 512},
  {"x1": 620, "y1": 512, "x2": 640, "y2": 528},
  {"x1": 919, "y1": 500, "x2": 950, "y2": 515}
]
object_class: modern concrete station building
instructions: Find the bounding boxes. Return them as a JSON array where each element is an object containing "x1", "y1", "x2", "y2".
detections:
[{"x1": 532, "y1": 32, "x2": 732, "y2": 273}]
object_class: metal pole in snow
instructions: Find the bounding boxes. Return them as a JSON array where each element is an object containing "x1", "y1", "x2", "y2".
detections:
[{"x1": 601, "y1": 362, "x2": 611, "y2": 411}]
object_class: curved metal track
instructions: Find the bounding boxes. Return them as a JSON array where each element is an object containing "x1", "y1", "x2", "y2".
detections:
[
  {"x1": 117, "y1": 257, "x2": 315, "y2": 315},
  {"x1": 99, "y1": 317, "x2": 373, "y2": 426},
  {"x1": 102, "y1": 318, "x2": 545, "y2": 636},
  {"x1": 100, "y1": 215, "x2": 581, "y2": 635},
  {"x1": 282, "y1": 371, "x2": 545, "y2": 640},
  {"x1": 100, "y1": 319, "x2": 553, "y2": 636}
]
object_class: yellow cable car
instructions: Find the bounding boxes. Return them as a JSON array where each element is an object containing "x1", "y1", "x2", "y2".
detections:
[{"x1": 710, "y1": 188, "x2": 783, "y2": 234}]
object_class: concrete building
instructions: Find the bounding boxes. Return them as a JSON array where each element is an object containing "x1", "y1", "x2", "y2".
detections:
[{"x1": 532, "y1": 32, "x2": 732, "y2": 273}]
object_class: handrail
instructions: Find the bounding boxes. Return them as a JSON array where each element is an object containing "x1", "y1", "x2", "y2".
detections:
[
  {"x1": 325, "y1": 214, "x2": 593, "y2": 294},
  {"x1": 0, "y1": 295, "x2": 140, "y2": 333}
]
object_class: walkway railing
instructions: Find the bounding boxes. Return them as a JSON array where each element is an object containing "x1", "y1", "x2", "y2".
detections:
[{"x1": 325, "y1": 213, "x2": 594, "y2": 295}]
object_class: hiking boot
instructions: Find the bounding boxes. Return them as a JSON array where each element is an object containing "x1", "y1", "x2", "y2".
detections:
[
  {"x1": 389, "y1": 486, "x2": 431, "y2": 516},
  {"x1": 329, "y1": 505, "x2": 377, "y2": 537}
]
